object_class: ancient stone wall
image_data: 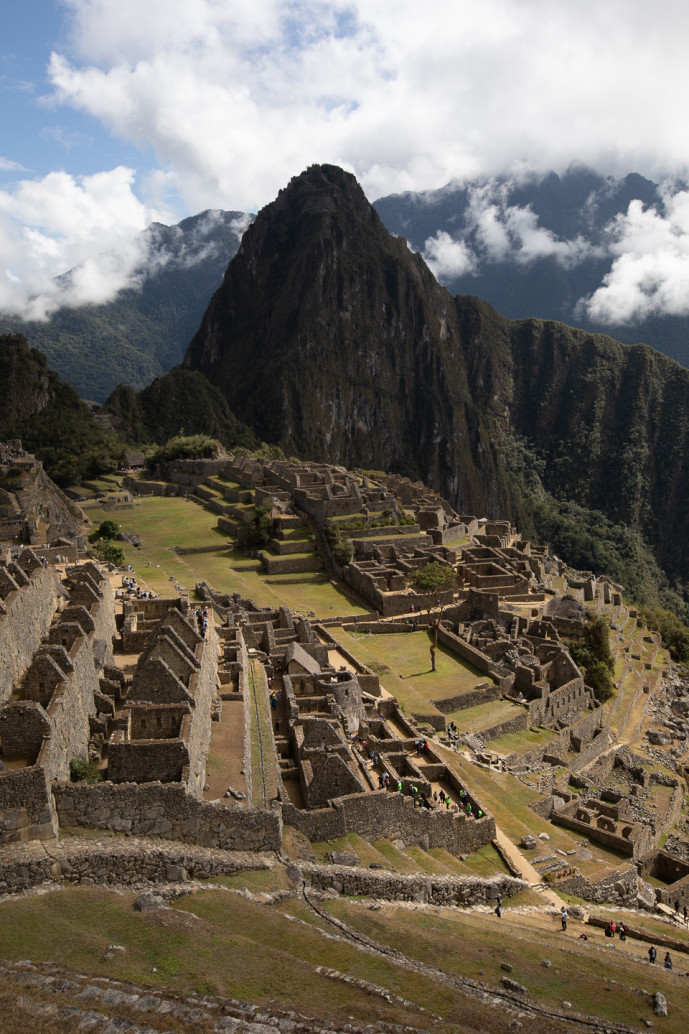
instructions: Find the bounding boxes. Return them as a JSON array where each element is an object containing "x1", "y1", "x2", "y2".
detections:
[
  {"x1": 0, "y1": 765, "x2": 56, "y2": 843},
  {"x1": 481, "y1": 710, "x2": 529, "y2": 743},
  {"x1": 184, "y1": 620, "x2": 219, "y2": 797},
  {"x1": 0, "y1": 836, "x2": 270, "y2": 895},
  {"x1": 41, "y1": 631, "x2": 101, "y2": 782},
  {"x1": 436, "y1": 625, "x2": 504, "y2": 682},
  {"x1": 282, "y1": 789, "x2": 495, "y2": 855},
  {"x1": 569, "y1": 729, "x2": 615, "y2": 772},
  {"x1": 431, "y1": 684, "x2": 502, "y2": 714},
  {"x1": 129, "y1": 705, "x2": 187, "y2": 740},
  {"x1": 52, "y1": 781, "x2": 282, "y2": 850},
  {"x1": 555, "y1": 864, "x2": 638, "y2": 905},
  {"x1": 302, "y1": 862, "x2": 525, "y2": 905},
  {"x1": 0, "y1": 562, "x2": 61, "y2": 705},
  {"x1": 108, "y1": 738, "x2": 189, "y2": 784}
]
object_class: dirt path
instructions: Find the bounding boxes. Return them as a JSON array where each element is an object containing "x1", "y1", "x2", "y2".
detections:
[
  {"x1": 203, "y1": 699, "x2": 247, "y2": 803},
  {"x1": 492, "y1": 826, "x2": 563, "y2": 907}
]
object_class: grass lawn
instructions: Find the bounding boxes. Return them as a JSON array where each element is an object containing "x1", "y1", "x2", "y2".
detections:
[
  {"x1": 323, "y1": 899, "x2": 689, "y2": 1031},
  {"x1": 326, "y1": 629, "x2": 487, "y2": 717},
  {"x1": 0, "y1": 886, "x2": 457, "y2": 1029},
  {"x1": 447, "y1": 698, "x2": 526, "y2": 735},
  {"x1": 83, "y1": 496, "x2": 368, "y2": 616},
  {"x1": 488, "y1": 726, "x2": 557, "y2": 756}
]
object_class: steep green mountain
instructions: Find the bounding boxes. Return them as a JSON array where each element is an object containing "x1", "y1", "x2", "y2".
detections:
[
  {"x1": 0, "y1": 334, "x2": 120, "y2": 487},
  {"x1": 374, "y1": 167, "x2": 689, "y2": 369},
  {"x1": 105, "y1": 368, "x2": 258, "y2": 450},
  {"x1": 0, "y1": 335, "x2": 258, "y2": 487},
  {"x1": 182, "y1": 164, "x2": 689, "y2": 610},
  {"x1": 0, "y1": 210, "x2": 250, "y2": 402}
]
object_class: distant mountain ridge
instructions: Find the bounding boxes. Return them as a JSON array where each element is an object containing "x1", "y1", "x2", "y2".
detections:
[
  {"x1": 4, "y1": 164, "x2": 689, "y2": 406},
  {"x1": 0, "y1": 210, "x2": 251, "y2": 401},
  {"x1": 374, "y1": 166, "x2": 689, "y2": 368}
]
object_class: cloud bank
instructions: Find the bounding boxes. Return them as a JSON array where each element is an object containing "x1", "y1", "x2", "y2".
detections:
[{"x1": 4, "y1": 0, "x2": 689, "y2": 320}]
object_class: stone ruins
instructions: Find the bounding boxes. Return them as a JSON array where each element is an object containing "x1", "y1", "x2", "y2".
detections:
[{"x1": 1, "y1": 450, "x2": 688, "y2": 916}]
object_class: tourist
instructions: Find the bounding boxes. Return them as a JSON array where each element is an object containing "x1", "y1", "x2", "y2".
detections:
[
  {"x1": 664, "y1": 952, "x2": 672, "y2": 970},
  {"x1": 648, "y1": 945, "x2": 657, "y2": 964},
  {"x1": 561, "y1": 908, "x2": 568, "y2": 931}
]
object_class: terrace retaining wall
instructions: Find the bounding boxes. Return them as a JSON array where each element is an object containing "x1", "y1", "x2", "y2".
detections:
[{"x1": 52, "y1": 782, "x2": 281, "y2": 851}]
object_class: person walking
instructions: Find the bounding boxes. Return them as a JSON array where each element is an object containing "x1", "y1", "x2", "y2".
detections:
[{"x1": 561, "y1": 908, "x2": 568, "y2": 931}]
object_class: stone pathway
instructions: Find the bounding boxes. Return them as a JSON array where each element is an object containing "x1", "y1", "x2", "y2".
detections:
[{"x1": 492, "y1": 826, "x2": 563, "y2": 907}]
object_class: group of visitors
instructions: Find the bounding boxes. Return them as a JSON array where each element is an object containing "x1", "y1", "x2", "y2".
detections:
[
  {"x1": 195, "y1": 607, "x2": 210, "y2": 639},
  {"x1": 604, "y1": 919, "x2": 628, "y2": 940},
  {"x1": 116, "y1": 575, "x2": 157, "y2": 600},
  {"x1": 648, "y1": 945, "x2": 673, "y2": 969}
]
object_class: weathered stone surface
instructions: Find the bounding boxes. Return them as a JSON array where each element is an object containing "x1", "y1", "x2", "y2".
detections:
[
  {"x1": 653, "y1": 991, "x2": 668, "y2": 1016},
  {"x1": 501, "y1": 977, "x2": 528, "y2": 995}
]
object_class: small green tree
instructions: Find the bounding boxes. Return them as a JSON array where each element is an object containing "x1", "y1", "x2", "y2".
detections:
[
  {"x1": 408, "y1": 561, "x2": 457, "y2": 596},
  {"x1": 95, "y1": 541, "x2": 126, "y2": 566},
  {"x1": 238, "y1": 505, "x2": 278, "y2": 551},
  {"x1": 88, "y1": 519, "x2": 119, "y2": 543}
]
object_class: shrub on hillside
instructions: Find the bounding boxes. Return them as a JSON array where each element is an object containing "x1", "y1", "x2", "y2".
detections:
[
  {"x1": 568, "y1": 614, "x2": 615, "y2": 702},
  {"x1": 147, "y1": 434, "x2": 221, "y2": 466}
]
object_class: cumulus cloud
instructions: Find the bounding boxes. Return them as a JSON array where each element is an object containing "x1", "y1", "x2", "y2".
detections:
[
  {"x1": 6, "y1": 0, "x2": 689, "y2": 320},
  {"x1": 423, "y1": 231, "x2": 476, "y2": 279},
  {"x1": 47, "y1": 0, "x2": 689, "y2": 213},
  {"x1": 0, "y1": 166, "x2": 174, "y2": 319},
  {"x1": 580, "y1": 188, "x2": 689, "y2": 323}
]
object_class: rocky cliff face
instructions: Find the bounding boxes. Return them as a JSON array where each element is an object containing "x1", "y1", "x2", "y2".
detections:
[
  {"x1": 183, "y1": 165, "x2": 689, "y2": 592},
  {"x1": 183, "y1": 165, "x2": 508, "y2": 516}
]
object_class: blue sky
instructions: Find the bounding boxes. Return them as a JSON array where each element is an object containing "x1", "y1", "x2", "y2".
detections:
[{"x1": 3, "y1": 0, "x2": 689, "y2": 322}]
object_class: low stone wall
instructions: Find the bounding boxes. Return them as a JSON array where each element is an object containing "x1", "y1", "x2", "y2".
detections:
[
  {"x1": 282, "y1": 790, "x2": 495, "y2": 856},
  {"x1": 174, "y1": 544, "x2": 230, "y2": 556},
  {"x1": 53, "y1": 782, "x2": 281, "y2": 851},
  {"x1": 432, "y1": 684, "x2": 502, "y2": 714},
  {"x1": 555, "y1": 864, "x2": 638, "y2": 905},
  {"x1": 261, "y1": 554, "x2": 323, "y2": 575},
  {"x1": 302, "y1": 862, "x2": 525, "y2": 905},
  {"x1": 587, "y1": 914, "x2": 689, "y2": 954},
  {"x1": 480, "y1": 711, "x2": 528, "y2": 742},
  {"x1": 570, "y1": 729, "x2": 615, "y2": 772},
  {"x1": 0, "y1": 835, "x2": 272, "y2": 896}
]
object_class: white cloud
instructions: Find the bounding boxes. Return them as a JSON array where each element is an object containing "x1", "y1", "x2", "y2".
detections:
[
  {"x1": 5, "y1": 0, "x2": 689, "y2": 323},
  {"x1": 0, "y1": 167, "x2": 174, "y2": 319},
  {"x1": 0, "y1": 157, "x2": 26, "y2": 172},
  {"x1": 581, "y1": 189, "x2": 689, "y2": 323},
  {"x1": 423, "y1": 231, "x2": 476, "y2": 279},
  {"x1": 422, "y1": 179, "x2": 597, "y2": 280},
  {"x1": 47, "y1": 0, "x2": 689, "y2": 215}
]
